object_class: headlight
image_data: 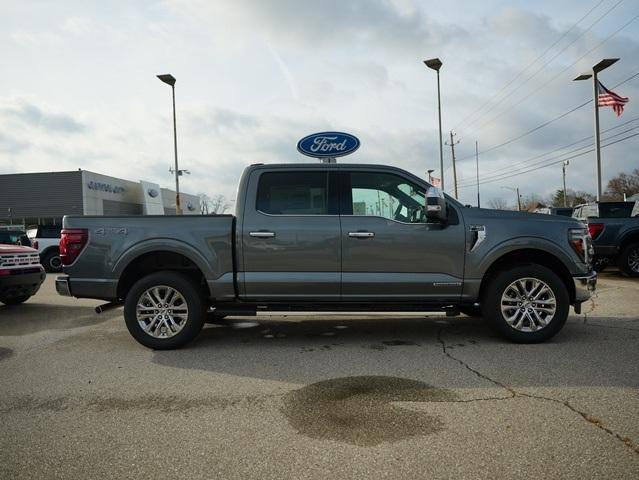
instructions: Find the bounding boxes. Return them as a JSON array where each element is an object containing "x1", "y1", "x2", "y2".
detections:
[{"x1": 568, "y1": 228, "x2": 593, "y2": 265}]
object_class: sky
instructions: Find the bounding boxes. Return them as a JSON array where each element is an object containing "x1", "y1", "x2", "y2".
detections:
[{"x1": 1, "y1": 0, "x2": 638, "y2": 208}]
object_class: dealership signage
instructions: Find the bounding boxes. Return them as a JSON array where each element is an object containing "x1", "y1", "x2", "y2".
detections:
[
  {"x1": 297, "y1": 131, "x2": 360, "y2": 159},
  {"x1": 87, "y1": 181, "x2": 125, "y2": 194}
]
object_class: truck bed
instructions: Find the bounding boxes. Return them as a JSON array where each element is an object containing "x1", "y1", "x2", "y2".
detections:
[{"x1": 62, "y1": 214, "x2": 235, "y2": 301}]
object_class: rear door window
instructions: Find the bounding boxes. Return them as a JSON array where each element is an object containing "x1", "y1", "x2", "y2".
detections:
[{"x1": 257, "y1": 171, "x2": 336, "y2": 215}]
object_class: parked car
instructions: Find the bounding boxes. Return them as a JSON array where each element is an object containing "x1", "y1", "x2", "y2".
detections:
[
  {"x1": 0, "y1": 230, "x2": 31, "y2": 247},
  {"x1": 550, "y1": 207, "x2": 574, "y2": 217},
  {"x1": 27, "y1": 226, "x2": 62, "y2": 272},
  {"x1": 587, "y1": 216, "x2": 639, "y2": 276},
  {"x1": 572, "y1": 201, "x2": 637, "y2": 222},
  {"x1": 56, "y1": 163, "x2": 596, "y2": 349},
  {"x1": 0, "y1": 244, "x2": 46, "y2": 305}
]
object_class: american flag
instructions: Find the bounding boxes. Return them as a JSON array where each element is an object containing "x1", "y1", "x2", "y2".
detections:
[{"x1": 597, "y1": 81, "x2": 629, "y2": 117}]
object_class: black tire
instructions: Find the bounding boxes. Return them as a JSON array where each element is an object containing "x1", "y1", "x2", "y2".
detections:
[
  {"x1": 123, "y1": 271, "x2": 206, "y2": 349},
  {"x1": 482, "y1": 264, "x2": 569, "y2": 343},
  {"x1": 592, "y1": 257, "x2": 608, "y2": 273},
  {"x1": 618, "y1": 242, "x2": 639, "y2": 278},
  {"x1": 42, "y1": 250, "x2": 62, "y2": 273},
  {"x1": 0, "y1": 295, "x2": 30, "y2": 305},
  {"x1": 459, "y1": 306, "x2": 482, "y2": 318}
]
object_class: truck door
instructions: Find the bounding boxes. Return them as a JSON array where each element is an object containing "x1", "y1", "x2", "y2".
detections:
[
  {"x1": 339, "y1": 170, "x2": 465, "y2": 301},
  {"x1": 240, "y1": 168, "x2": 341, "y2": 300}
]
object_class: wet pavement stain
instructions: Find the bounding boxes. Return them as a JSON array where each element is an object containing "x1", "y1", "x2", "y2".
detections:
[
  {"x1": 282, "y1": 376, "x2": 458, "y2": 446},
  {"x1": 0, "y1": 347, "x2": 13, "y2": 361}
]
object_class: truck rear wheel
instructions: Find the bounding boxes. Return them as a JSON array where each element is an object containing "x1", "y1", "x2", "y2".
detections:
[
  {"x1": 124, "y1": 271, "x2": 206, "y2": 349},
  {"x1": 618, "y1": 242, "x2": 639, "y2": 278},
  {"x1": 0, "y1": 295, "x2": 30, "y2": 305},
  {"x1": 482, "y1": 264, "x2": 569, "y2": 343}
]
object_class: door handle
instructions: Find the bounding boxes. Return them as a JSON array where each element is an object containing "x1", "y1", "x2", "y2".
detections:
[
  {"x1": 348, "y1": 231, "x2": 375, "y2": 238},
  {"x1": 249, "y1": 231, "x2": 276, "y2": 238}
]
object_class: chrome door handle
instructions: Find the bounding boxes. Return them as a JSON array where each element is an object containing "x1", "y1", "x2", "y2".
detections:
[
  {"x1": 348, "y1": 231, "x2": 375, "y2": 238},
  {"x1": 249, "y1": 231, "x2": 275, "y2": 238}
]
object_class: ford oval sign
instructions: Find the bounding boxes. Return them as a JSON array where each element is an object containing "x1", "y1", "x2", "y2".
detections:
[{"x1": 297, "y1": 131, "x2": 360, "y2": 158}]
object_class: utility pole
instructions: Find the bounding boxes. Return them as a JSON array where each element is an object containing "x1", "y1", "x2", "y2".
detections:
[
  {"x1": 562, "y1": 160, "x2": 569, "y2": 207},
  {"x1": 475, "y1": 141, "x2": 480, "y2": 208},
  {"x1": 445, "y1": 130, "x2": 459, "y2": 199}
]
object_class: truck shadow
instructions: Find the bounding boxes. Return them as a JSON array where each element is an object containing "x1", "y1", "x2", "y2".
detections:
[
  {"x1": 151, "y1": 315, "x2": 639, "y2": 389},
  {"x1": 0, "y1": 304, "x2": 116, "y2": 336}
]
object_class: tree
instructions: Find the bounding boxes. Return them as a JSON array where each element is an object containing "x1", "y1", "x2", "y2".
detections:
[
  {"x1": 488, "y1": 197, "x2": 509, "y2": 210},
  {"x1": 551, "y1": 189, "x2": 595, "y2": 207},
  {"x1": 198, "y1": 193, "x2": 232, "y2": 214},
  {"x1": 604, "y1": 169, "x2": 639, "y2": 200}
]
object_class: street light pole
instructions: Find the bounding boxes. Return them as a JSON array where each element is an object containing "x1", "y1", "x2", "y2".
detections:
[
  {"x1": 157, "y1": 73, "x2": 181, "y2": 214},
  {"x1": 562, "y1": 160, "x2": 569, "y2": 207},
  {"x1": 424, "y1": 58, "x2": 444, "y2": 192},
  {"x1": 475, "y1": 141, "x2": 480, "y2": 208},
  {"x1": 573, "y1": 58, "x2": 619, "y2": 201},
  {"x1": 502, "y1": 186, "x2": 521, "y2": 211}
]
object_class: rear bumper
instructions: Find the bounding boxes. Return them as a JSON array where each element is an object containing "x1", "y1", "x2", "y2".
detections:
[
  {"x1": 573, "y1": 271, "x2": 597, "y2": 303},
  {"x1": 0, "y1": 268, "x2": 46, "y2": 299},
  {"x1": 56, "y1": 275, "x2": 118, "y2": 300}
]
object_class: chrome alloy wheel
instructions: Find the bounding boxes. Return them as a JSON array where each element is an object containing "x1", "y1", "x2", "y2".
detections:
[
  {"x1": 136, "y1": 286, "x2": 189, "y2": 338},
  {"x1": 500, "y1": 277, "x2": 556, "y2": 332},
  {"x1": 628, "y1": 247, "x2": 639, "y2": 273}
]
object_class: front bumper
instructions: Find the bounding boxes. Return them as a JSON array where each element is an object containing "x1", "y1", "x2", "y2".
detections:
[
  {"x1": 56, "y1": 275, "x2": 72, "y2": 297},
  {"x1": 573, "y1": 271, "x2": 597, "y2": 303},
  {"x1": 0, "y1": 268, "x2": 46, "y2": 299}
]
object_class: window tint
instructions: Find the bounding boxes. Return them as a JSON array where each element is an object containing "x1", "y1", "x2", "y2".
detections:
[
  {"x1": 349, "y1": 172, "x2": 427, "y2": 223},
  {"x1": 39, "y1": 227, "x2": 61, "y2": 238},
  {"x1": 257, "y1": 171, "x2": 329, "y2": 215}
]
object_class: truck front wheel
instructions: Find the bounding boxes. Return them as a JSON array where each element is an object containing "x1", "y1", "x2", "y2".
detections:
[
  {"x1": 124, "y1": 271, "x2": 206, "y2": 349},
  {"x1": 482, "y1": 264, "x2": 569, "y2": 343}
]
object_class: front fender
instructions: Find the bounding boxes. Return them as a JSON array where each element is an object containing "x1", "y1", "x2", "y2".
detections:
[{"x1": 475, "y1": 236, "x2": 579, "y2": 277}]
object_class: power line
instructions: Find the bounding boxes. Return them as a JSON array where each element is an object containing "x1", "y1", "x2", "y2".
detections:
[
  {"x1": 459, "y1": 115, "x2": 639, "y2": 181},
  {"x1": 457, "y1": 131, "x2": 639, "y2": 189},
  {"x1": 468, "y1": 11, "x2": 639, "y2": 135},
  {"x1": 458, "y1": 125, "x2": 639, "y2": 187},
  {"x1": 453, "y1": 0, "x2": 607, "y2": 131},
  {"x1": 455, "y1": 69, "x2": 639, "y2": 163}
]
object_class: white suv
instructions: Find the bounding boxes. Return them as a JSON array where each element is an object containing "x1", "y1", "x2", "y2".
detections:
[{"x1": 27, "y1": 226, "x2": 62, "y2": 272}]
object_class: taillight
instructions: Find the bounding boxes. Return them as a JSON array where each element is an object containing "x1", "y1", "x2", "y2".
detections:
[
  {"x1": 59, "y1": 228, "x2": 88, "y2": 266},
  {"x1": 588, "y1": 223, "x2": 604, "y2": 240},
  {"x1": 568, "y1": 228, "x2": 592, "y2": 265}
]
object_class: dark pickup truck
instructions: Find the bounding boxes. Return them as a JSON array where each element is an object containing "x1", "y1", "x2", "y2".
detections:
[
  {"x1": 587, "y1": 216, "x2": 639, "y2": 276},
  {"x1": 56, "y1": 163, "x2": 597, "y2": 349}
]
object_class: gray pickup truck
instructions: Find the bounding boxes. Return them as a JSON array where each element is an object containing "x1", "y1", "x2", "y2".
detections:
[
  {"x1": 56, "y1": 163, "x2": 596, "y2": 349},
  {"x1": 587, "y1": 216, "x2": 639, "y2": 276}
]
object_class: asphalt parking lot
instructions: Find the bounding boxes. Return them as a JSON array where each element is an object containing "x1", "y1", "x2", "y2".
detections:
[{"x1": 1, "y1": 273, "x2": 638, "y2": 479}]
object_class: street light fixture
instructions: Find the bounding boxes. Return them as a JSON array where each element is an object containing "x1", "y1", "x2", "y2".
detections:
[
  {"x1": 157, "y1": 73, "x2": 182, "y2": 214},
  {"x1": 424, "y1": 58, "x2": 444, "y2": 192},
  {"x1": 427, "y1": 169, "x2": 435, "y2": 184},
  {"x1": 573, "y1": 58, "x2": 619, "y2": 201}
]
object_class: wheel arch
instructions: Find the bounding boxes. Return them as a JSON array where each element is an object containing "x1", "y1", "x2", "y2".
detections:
[
  {"x1": 478, "y1": 248, "x2": 576, "y2": 304},
  {"x1": 115, "y1": 243, "x2": 212, "y2": 300}
]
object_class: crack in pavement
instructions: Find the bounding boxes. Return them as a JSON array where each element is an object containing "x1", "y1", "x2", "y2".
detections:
[{"x1": 437, "y1": 327, "x2": 639, "y2": 455}]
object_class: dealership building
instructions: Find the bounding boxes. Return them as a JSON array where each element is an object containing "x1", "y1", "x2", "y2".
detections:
[{"x1": 0, "y1": 170, "x2": 201, "y2": 227}]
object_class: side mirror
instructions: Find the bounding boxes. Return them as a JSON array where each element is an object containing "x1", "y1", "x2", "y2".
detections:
[{"x1": 425, "y1": 186, "x2": 447, "y2": 223}]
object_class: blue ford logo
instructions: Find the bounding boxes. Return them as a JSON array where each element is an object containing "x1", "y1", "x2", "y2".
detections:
[
  {"x1": 297, "y1": 131, "x2": 360, "y2": 158},
  {"x1": 147, "y1": 188, "x2": 159, "y2": 198}
]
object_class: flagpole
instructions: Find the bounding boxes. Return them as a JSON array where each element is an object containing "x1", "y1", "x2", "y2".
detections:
[{"x1": 593, "y1": 72, "x2": 602, "y2": 201}]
